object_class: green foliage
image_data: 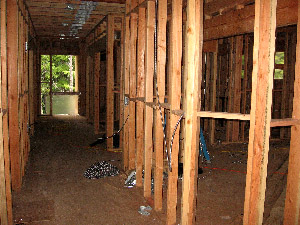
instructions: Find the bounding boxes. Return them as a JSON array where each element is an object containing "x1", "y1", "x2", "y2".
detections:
[
  {"x1": 41, "y1": 55, "x2": 75, "y2": 114},
  {"x1": 274, "y1": 69, "x2": 283, "y2": 79},
  {"x1": 275, "y1": 52, "x2": 284, "y2": 65},
  {"x1": 41, "y1": 55, "x2": 75, "y2": 94}
]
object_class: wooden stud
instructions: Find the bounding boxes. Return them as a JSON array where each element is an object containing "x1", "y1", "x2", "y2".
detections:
[
  {"x1": 129, "y1": 11, "x2": 138, "y2": 169},
  {"x1": 94, "y1": 52, "x2": 100, "y2": 134},
  {"x1": 209, "y1": 45, "x2": 218, "y2": 144},
  {"x1": 203, "y1": 52, "x2": 211, "y2": 133},
  {"x1": 7, "y1": 0, "x2": 21, "y2": 191},
  {"x1": 135, "y1": 4, "x2": 146, "y2": 187},
  {"x1": 86, "y1": 56, "x2": 91, "y2": 120},
  {"x1": 143, "y1": 0, "x2": 155, "y2": 199},
  {"x1": 119, "y1": 18, "x2": 124, "y2": 150},
  {"x1": 123, "y1": 1, "x2": 130, "y2": 171},
  {"x1": 232, "y1": 35, "x2": 243, "y2": 142},
  {"x1": 181, "y1": 0, "x2": 202, "y2": 224},
  {"x1": 283, "y1": 2, "x2": 300, "y2": 224},
  {"x1": 0, "y1": 4, "x2": 9, "y2": 224},
  {"x1": 241, "y1": 35, "x2": 250, "y2": 141},
  {"x1": 1, "y1": 0, "x2": 12, "y2": 222},
  {"x1": 226, "y1": 37, "x2": 234, "y2": 142},
  {"x1": 154, "y1": 0, "x2": 167, "y2": 211},
  {"x1": 106, "y1": 15, "x2": 115, "y2": 149},
  {"x1": 166, "y1": 0, "x2": 182, "y2": 223},
  {"x1": 243, "y1": 0, "x2": 277, "y2": 224}
]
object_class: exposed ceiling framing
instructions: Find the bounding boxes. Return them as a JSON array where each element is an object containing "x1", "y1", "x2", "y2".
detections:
[{"x1": 25, "y1": 0, "x2": 125, "y2": 38}]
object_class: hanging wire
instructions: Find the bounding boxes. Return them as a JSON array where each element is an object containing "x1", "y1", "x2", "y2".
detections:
[
  {"x1": 153, "y1": 0, "x2": 184, "y2": 172},
  {"x1": 95, "y1": 114, "x2": 130, "y2": 141}
]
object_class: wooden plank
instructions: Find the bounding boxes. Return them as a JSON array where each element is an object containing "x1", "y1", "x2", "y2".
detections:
[
  {"x1": 226, "y1": 37, "x2": 234, "y2": 142},
  {"x1": 241, "y1": 35, "x2": 250, "y2": 141},
  {"x1": 166, "y1": 0, "x2": 182, "y2": 223},
  {"x1": 204, "y1": 0, "x2": 296, "y2": 41},
  {"x1": 7, "y1": 0, "x2": 21, "y2": 191},
  {"x1": 203, "y1": 52, "x2": 211, "y2": 133},
  {"x1": 283, "y1": 1, "x2": 300, "y2": 224},
  {"x1": 232, "y1": 35, "x2": 243, "y2": 141},
  {"x1": 0, "y1": 1, "x2": 9, "y2": 221},
  {"x1": 143, "y1": 0, "x2": 155, "y2": 199},
  {"x1": 204, "y1": 0, "x2": 253, "y2": 17},
  {"x1": 154, "y1": 0, "x2": 167, "y2": 211},
  {"x1": 106, "y1": 15, "x2": 114, "y2": 149},
  {"x1": 181, "y1": 0, "x2": 202, "y2": 223},
  {"x1": 135, "y1": 5, "x2": 146, "y2": 187},
  {"x1": 243, "y1": 0, "x2": 277, "y2": 224},
  {"x1": 94, "y1": 52, "x2": 100, "y2": 134},
  {"x1": 122, "y1": 0, "x2": 130, "y2": 170},
  {"x1": 209, "y1": 46, "x2": 218, "y2": 144},
  {"x1": 1, "y1": 0, "x2": 13, "y2": 223},
  {"x1": 86, "y1": 56, "x2": 91, "y2": 120},
  {"x1": 128, "y1": 11, "x2": 137, "y2": 169},
  {"x1": 118, "y1": 18, "x2": 124, "y2": 152}
]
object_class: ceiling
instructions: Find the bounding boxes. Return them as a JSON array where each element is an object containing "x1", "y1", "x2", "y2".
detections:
[{"x1": 26, "y1": 0, "x2": 125, "y2": 38}]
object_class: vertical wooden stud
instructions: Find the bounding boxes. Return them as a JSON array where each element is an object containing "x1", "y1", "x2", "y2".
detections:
[
  {"x1": 119, "y1": 17, "x2": 124, "y2": 150},
  {"x1": 232, "y1": 35, "x2": 243, "y2": 142},
  {"x1": 106, "y1": 15, "x2": 115, "y2": 149},
  {"x1": 7, "y1": 0, "x2": 21, "y2": 191},
  {"x1": 94, "y1": 52, "x2": 100, "y2": 134},
  {"x1": 154, "y1": 0, "x2": 167, "y2": 211},
  {"x1": 181, "y1": 0, "x2": 202, "y2": 224},
  {"x1": 144, "y1": 0, "x2": 155, "y2": 199},
  {"x1": 243, "y1": 0, "x2": 277, "y2": 224},
  {"x1": 283, "y1": 2, "x2": 300, "y2": 224},
  {"x1": 136, "y1": 4, "x2": 146, "y2": 187},
  {"x1": 166, "y1": 0, "x2": 182, "y2": 223},
  {"x1": 241, "y1": 35, "x2": 249, "y2": 141},
  {"x1": 86, "y1": 56, "x2": 91, "y2": 120},
  {"x1": 210, "y1": 45, "x2": 218, "y2": 144},
  {"x1": 1, "y1": 0, "x2": 13, "y2": 223},
  {"x1": 123, "y1": 0, "x2": 131, "y2": 171},
  {"x1": 129, "y1": 10, "x2": 138, "y2": 169}
]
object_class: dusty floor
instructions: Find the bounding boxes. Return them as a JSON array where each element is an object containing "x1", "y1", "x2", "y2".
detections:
[{"x1": 12, "y1": 116, "x2": 289, "y2": 224}]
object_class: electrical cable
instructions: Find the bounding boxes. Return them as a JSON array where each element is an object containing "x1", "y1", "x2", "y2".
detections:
[
  {"x1": 153, "y1": 0, "x2": 184, "y2": 172},
  {"x1": 90, "y1": 114, "x2": 130, "y2": 146}
]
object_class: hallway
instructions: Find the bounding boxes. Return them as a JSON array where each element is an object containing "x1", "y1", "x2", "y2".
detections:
[{"x1": 12, "y1": 116, "x2": 164, "y2": 224}]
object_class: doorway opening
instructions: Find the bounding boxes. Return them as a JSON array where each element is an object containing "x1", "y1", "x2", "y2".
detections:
[{"x1": 40, "y1": 55, "x2": 79, "y2": 115}]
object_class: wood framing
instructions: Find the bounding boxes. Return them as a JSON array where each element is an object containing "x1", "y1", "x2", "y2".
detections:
[
  {"x1": 283, "y1": 2, "x2": 300, "y2": 224},
  {"x1": 204, "y1": 0, "x2": 296, "y2": 41},
  {"x1": 243, "y1": 0, "x2": 277, "y2": 224},
  {"x1": 232, "y1": 35, "x2": 243, "y2": 141},
  {"x1": 166, "y1": 0, "x2": 182, "y2": 223},
  {"x1": 106, "y1": 15, "x2": 115, "y2": 149},
  {"x1": 94, "y1": 52, "x2": 100, "y2": 134},
  {"x1": 143, "y1": 0, "x2": 155, "y2": 198},
  {"x1": 154, "y1": 0, "x2": 167, "y2": 211},
  {"x1": 129, "y1": 10, "x2": 137, "y2": 169},
  {"x1": 1, "y1": 0, "x2": 13, "y2": 223},
  {"x1": 181, "y1": 0, "x2": 202, "y2": 224},
  {"x1": 7, "y1": 0, "x2": 21, "y2": 191},
  {"x1": 86, "y1": 56, "x2": 91, "y2": 120},
  {"x1": 122, "y1": 0, "x2": 130, "y2": 171},
  {"x1": 135, "y1": 3, "x2": 146, "y2": 187}
]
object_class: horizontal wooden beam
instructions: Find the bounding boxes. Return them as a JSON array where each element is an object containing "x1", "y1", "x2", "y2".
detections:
[
  {"x1": 204, "y1": 0, "x2": 297, "y2": 41},
  {"x1": 198, "y1": 111, "x2": 250, "y2": 120},
  {"x1": 270, "y1": 118, "x2": 300, "y2": 127}
]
